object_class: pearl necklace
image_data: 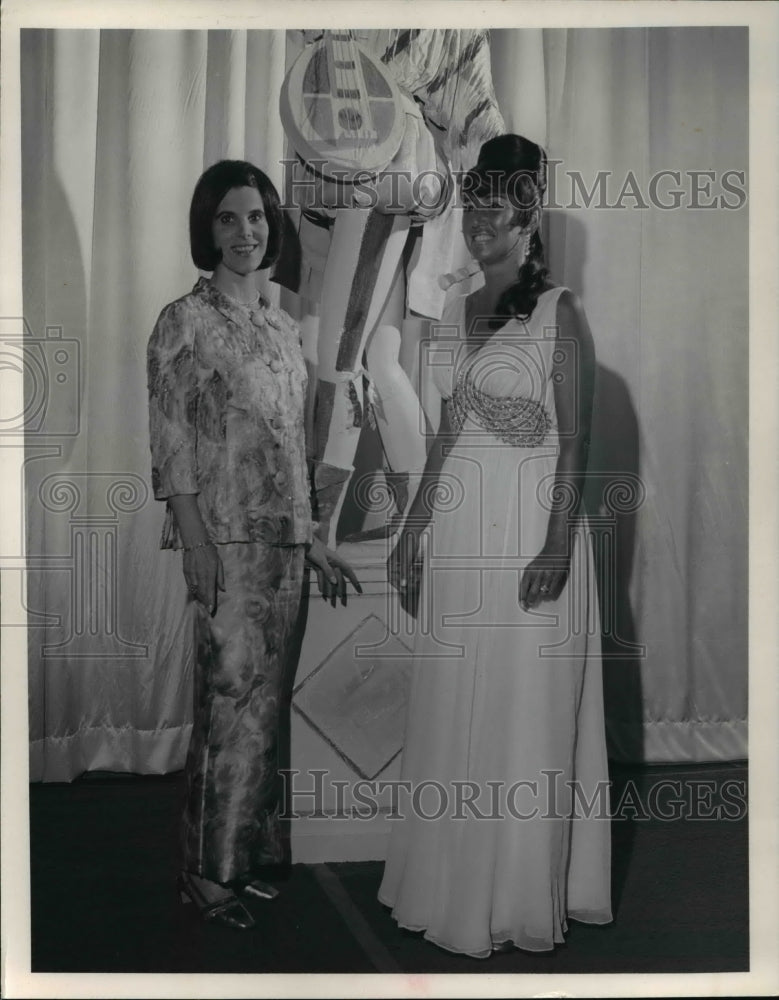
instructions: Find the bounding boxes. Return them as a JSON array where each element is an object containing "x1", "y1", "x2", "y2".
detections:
[{"x1": 216, "y1": 284, "x2": 262, "y2": 308}]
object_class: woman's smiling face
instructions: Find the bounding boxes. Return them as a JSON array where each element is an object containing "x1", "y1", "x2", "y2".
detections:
[
  {"x1": 462, "y1": 191, "x2": 522, "y2": 265},
  {"x1": 211, "y1": 186, "x2": 268, "y2": 276}
]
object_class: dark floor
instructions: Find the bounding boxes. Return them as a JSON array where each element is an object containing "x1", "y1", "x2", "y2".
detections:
[{"x1": 29, "y1": 762, "x2": 748, "y2": 974}]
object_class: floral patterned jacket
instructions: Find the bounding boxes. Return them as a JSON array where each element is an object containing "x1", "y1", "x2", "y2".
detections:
[{"x1": 147, "y1": 278, "x2": 313, "y2": 549}]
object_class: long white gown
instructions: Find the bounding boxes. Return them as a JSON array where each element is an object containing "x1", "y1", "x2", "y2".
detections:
[{"x1": 378, "y1": 286, "x2": 613, "y2": 957}]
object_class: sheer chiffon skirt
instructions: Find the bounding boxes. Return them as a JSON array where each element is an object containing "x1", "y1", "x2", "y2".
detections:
[{"x1": 378, "y1": 438, "x2": 613, "y2": 957}]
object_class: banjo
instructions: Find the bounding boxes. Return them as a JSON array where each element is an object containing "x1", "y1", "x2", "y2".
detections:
[{"x1": 279, "y1": 31, "x2": 407, "y2": 182}]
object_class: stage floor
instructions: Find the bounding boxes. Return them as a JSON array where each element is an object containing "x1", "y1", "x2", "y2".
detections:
[{"x1": 29, "y1": 761, "x2": 748, "y2": 974}]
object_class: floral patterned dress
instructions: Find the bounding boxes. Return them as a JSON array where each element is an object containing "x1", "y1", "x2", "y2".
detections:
[{"x1": 148, "y1": 278, "x2": 313, "y2": 883}]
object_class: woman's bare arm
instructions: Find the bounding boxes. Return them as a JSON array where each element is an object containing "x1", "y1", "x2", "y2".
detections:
[{"x1": 520, "y1": 290, "x2": 595, "y2": 609}]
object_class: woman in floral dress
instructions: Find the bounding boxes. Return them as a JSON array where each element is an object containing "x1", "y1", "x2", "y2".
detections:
[{"x1": 148, "y1": 160, "x2": 359, "y2": 930}]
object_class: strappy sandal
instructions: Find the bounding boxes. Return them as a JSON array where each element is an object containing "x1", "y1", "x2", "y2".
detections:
[
  {"x1": 177, "y1": 871, "x2": 255, "y2": 930},
  {"x1": 239, "y1": 878, "x2": 280, "y2": 901}
]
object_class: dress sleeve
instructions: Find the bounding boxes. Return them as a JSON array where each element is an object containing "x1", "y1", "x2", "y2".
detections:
[{"x1": 147, "y1": 302, "x2": 199, "y2": 500}]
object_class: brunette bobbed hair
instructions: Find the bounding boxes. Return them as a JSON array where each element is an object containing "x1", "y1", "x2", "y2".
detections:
[{"x1": 189, "y1": 159, "x2": 283, "y2": 272}]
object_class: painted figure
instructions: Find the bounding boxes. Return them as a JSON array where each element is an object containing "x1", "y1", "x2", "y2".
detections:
[{"x1": 281, "y1": 29, "x2": 505, "y2": 544}]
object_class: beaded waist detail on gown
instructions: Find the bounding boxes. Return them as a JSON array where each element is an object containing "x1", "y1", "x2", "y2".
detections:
[{"x1": 447, "y1": 365, "x2": 553, "y2": 447}]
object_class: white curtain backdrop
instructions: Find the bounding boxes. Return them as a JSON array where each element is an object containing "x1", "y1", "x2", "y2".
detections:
[
  {"x1": 23, "y1": 27, "x2": 747, "y2": 780},
  {"x1": 23, "y1": 29, "x2": 288, "y2": 780},
  {"x1": 493, "y1": 27, "x2": 748, "y2": 761}
]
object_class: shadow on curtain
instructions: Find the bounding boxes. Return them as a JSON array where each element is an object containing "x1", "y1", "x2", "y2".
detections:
[{"x1": 541, "y1": 27, "x2": 748, "y2": 761}]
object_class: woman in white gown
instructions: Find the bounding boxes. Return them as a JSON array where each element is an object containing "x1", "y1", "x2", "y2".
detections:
[{"x1": 378, "y1": 134, "x2": 613, "y2": 957}]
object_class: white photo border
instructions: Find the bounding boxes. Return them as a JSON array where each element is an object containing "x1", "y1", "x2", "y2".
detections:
[{"x1": 1, "y1": 2, "x2": 777, "y2": 997}]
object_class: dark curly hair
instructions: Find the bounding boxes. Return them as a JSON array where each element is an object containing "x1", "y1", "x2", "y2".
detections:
[
  {"x1": 189, "y1": 160, "x2": 283, "y2": 272},
  {"x1": 462, "y1": 134, "x2": 549, "y2": 324}
]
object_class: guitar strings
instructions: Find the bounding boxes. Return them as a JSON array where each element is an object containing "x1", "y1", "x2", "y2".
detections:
[
  {"x1": 349, "y1": 30, "x2": 370, "y2": 147},
  {"x1": 331, "y1": 32, "x2": 352, "y2": 146},
  {"x1": 338, "y1": 31, "x2": 367, "y2": 148}
]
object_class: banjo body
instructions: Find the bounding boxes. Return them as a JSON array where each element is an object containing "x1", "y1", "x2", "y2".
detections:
[{"x1": 280, "y1": 33, "x2": 407, "y2": 181}]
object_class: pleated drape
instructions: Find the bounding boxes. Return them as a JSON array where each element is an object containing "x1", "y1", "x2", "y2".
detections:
[
  {"x1": 23, "y1": 28, "x2": 747, "y2": 779},
  {"x1": 539, "y1": 28, "x2": 747, "y2": 760},
  {"x1": 23, "y1": 29, "x2": 287, "y2": 780}
]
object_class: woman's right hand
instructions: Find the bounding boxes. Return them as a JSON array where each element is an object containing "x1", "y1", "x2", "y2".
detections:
[
  {"x1": 387, "y1": 529, "x2": 423, "y2": 594},
  {"x1": 182, "y1": 543, "x2": 225, "y2": 616}
]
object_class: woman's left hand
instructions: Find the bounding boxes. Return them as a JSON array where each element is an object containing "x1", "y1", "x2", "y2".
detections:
[
  {"x1": 305, "y1": 537, "x2": 363, "y2": 607},
  {"x1": 520, "y1": 546, "x2": 571, "y2": 611}
]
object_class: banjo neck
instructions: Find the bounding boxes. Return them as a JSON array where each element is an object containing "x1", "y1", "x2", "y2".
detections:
[{"x1": 325, "y1": 31, "x2": 379, "y2": 148}]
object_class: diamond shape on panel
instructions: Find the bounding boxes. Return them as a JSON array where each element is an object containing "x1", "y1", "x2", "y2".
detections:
[{"x1": 292, "y1": 614, "x2": 413, "y2": 780}]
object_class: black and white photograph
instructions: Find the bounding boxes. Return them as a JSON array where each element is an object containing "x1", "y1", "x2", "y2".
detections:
[{"x1": 1, "y1": 1, "x2": 777, "y2": 997}]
